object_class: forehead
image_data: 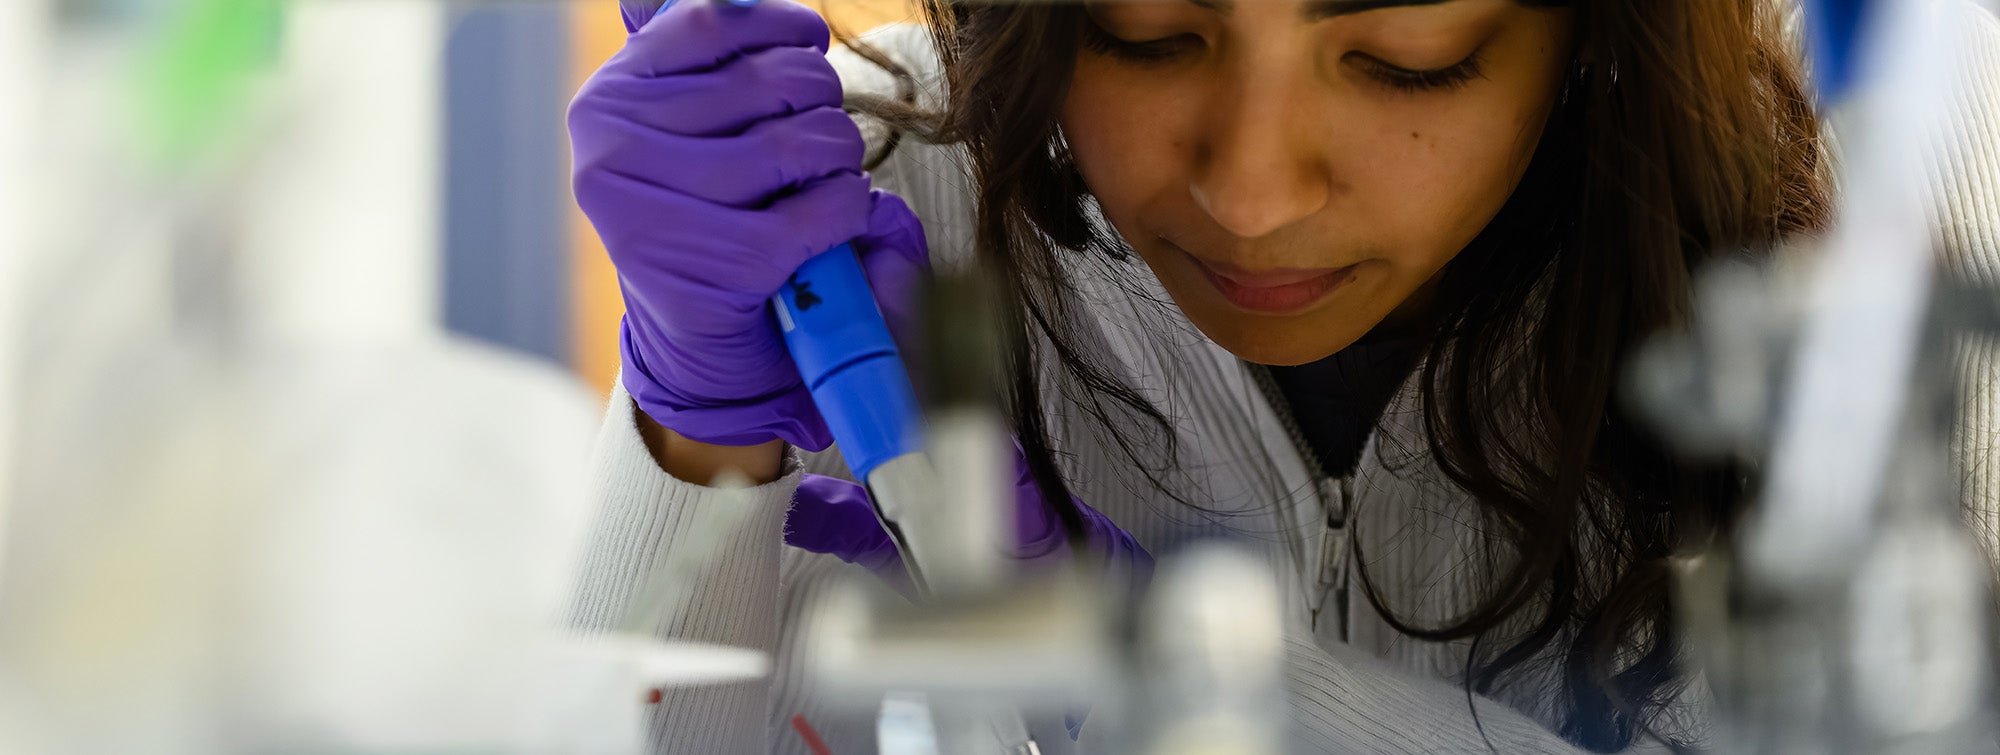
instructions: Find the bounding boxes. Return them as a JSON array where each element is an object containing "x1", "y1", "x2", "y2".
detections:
[
  {"x1": 1181, "y1": 0, "x2": 1465, "y2": 21},
  {"x1": 1086, "y1": 0, "x2": 1533, "y2": 28}
]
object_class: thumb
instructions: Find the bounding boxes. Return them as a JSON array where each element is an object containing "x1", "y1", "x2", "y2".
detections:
[
  {"x1": 619, "y1": 0, "x2": 667, "y2": 34},
  {"x1": 853, "y1": 189, "x2": 932, "y2": 359},
  {"x1": 786, "y1": 474, "x2": 907, "y2": 577},
  {"x1": 624, "y1": 0, "x2": 758, "y2": 34},
  {"x1": 1010, "y1": 443, "x2": 1069, "y2": 559}
]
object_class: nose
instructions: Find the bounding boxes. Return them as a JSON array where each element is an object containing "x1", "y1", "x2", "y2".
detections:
[{"x1": 1188, "y1": 72, "x2": 1332, "y2": 240}]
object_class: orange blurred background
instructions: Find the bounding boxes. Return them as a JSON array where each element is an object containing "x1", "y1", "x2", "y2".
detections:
[{"x1": 566, "y1": 0, "x2": 920, "y2": 395}]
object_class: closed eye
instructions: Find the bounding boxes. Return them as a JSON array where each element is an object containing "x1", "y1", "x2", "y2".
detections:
[
  {"x1": 1081, "y1": 23, "x2": 1206, "y2": 64},
  {"x1": 1349, "y1": 49, "x2": 1485, "y2": 93}
]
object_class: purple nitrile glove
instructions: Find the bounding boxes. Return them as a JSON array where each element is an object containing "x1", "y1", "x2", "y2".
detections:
[
  {"x1": 784, "y1": 443, "x2": 1155, "y2": 596},
  {"x1": 618, "y1": 0, "x2": 667, "y2": 34},
  {"x1": 572, "y1": 0, "x2": 929, "y2": 450}
]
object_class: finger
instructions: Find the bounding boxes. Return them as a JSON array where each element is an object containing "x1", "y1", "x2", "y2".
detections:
[
  {"x1": 786, "y1": 475, "x2": 901, "y2": 565},
  {"x1": 854, "y1": 191, "x2": 931, "y2": 273},
  {"x1": 1013, "y1": 451, "x2": 1068, "y2": 559},
  {"x1": 620, "y1": 278, "x2": 800, "y2": 393},
  {"x1": 585, "y1": 46, "x2": 845, "y2": 137},
  {"x1": 617, "y1": 304, "x2": 814, "y2": 438},
  {"x1": 624, "y1": 0, "x2": 831, "y2": 77},
  {"x1": 756, "y1": 170, "x2": 880, "y2": 270},
  {"x1": 581, "y1": 169, "x2": 875, "y2": 293},
  {"x1": 578, "y1": 107, "x2": 864, "y2": 207},
  {"x1": 855, "y1": 191, "x2": 932, "y2": 351},
  {"x1": 619, "y1": 0, "x2": 666, "y2": 34}
]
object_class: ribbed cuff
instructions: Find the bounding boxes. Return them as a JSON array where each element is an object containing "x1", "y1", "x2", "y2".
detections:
[
  {"x1": 619, "y1": 318, "x2": 835, "y2": 451},
  {"x1": 565, "y1": 381, "x2": 805, "y2": 644}
]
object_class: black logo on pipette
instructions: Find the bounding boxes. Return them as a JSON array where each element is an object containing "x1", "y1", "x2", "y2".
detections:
[{"x1": 787, "y1": 273, "x2": 823, "y2": 312}]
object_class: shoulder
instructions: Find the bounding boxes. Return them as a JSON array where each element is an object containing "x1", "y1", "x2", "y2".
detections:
[
  {"x1": 828, "y1": 23, "x2": 945, "y2": 102},
  {"x1": 828, "y1": 23, "x2": 981, "y2": 271},
  {"x1": 1924, "y1": 0, "x2": 2000, "y2": 278}
]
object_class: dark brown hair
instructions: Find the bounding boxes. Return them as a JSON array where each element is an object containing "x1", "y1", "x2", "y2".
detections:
[{"x1": 839, "y1": 1, "x2": 1829, "y2": 749}]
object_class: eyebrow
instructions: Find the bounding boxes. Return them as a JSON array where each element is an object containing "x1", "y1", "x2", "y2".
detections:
[{"x1": 1183, "y1": 0, "x2": 1461, "y2": 21}]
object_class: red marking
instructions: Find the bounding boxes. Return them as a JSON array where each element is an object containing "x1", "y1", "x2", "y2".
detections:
[
  {"x1": 790, "y1": 714, "x2": 833, "y2": 755},
  {"x1": 645, "y1": 688, "x2": 663, "y2": 704}
]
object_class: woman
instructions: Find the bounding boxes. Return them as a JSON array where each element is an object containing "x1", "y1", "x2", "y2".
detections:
[{"x1": 563, "y1": 0, "x2": 2000, "y2": 751}]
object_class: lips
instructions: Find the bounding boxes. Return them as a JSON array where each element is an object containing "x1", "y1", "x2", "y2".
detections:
[{"x1": 1167, "y1": 242, "x2": 1357, "y2": 315}]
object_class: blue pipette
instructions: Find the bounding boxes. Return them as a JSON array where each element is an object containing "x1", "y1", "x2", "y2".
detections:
[
  {"x1": 773, "y1": 246, "x2": 946, "y2": 594},
  {"x1": 1804, "y1": 0, "x2": 1875, "y2": 105},
  {"x1": 771, "y1": 245, "x2": 928, "y2": 484}
]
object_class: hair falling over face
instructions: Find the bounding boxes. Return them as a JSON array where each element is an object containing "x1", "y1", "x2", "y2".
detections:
[{"x1": 835, "y1": 0, "x2": 1831, "y2": 749}]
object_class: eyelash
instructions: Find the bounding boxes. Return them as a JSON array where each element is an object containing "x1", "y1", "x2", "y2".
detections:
[
  {"x1": 1358, "y1": 51, "x2": 1485, "y2": 93},
  {"x1": 1079, "y1": 23, "x2": 1486, "y2": 94},
  {"x1": 1080, "y1": 24, "x2": 1202, "y2": 64}
]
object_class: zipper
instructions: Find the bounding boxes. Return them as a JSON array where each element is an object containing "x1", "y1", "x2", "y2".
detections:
[
  {"x1": 1245, "y1": 363, "x2": 1350, "y2": 641},
  {"x1": 1318, "y1": 478, "x2": 1352, "y2": 642},
  {"x1": 1246, "y1": 363, "x2": 1328, "y2": 483}
]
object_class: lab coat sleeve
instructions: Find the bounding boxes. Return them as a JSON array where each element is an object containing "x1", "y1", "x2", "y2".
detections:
[
  {"x1": 830, "y1": 23, "x2": 983, "y2": 275},
  {"x1": 563, "y1": 383, "x2": 805, "y2": 754},
  {"x1": 1930, "y1": 0, "x2": 2000, "y2": 568},
  {"x1": 1278, "y1": 631, "x2": 1614, "y2": 754}
]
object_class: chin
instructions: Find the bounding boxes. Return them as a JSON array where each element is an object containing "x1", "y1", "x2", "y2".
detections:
[{"x1": 1186, "y1": 312, "x2": 1366, "y2": 367}]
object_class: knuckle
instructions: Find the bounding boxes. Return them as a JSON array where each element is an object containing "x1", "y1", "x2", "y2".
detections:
[
  {"x1": 747, "y1": 49, "x2": 842, "y2": 115},
  {"x1": 873, "y1": 190, "x2": 913, "y2": 220},
  {"x1": 564, "y1": 91, "x2": 592, "y2": 129},
  {"x1": 801, "y1": 104, "x2": 859, "y2": 134},
  {"x1": 570, "y1": 153, "x2": 615, "y2": 191},
  {"x1": 566, "y1": 85, "x2": 613, "y2": 135},
  {"x1": 669, "y1": 1, "x2": 724, "y2": 37},
  {"x1": 768, "y1": 0, "x2": 830, "y2": 36},
  {"x1": 753, "y1": 110, "x2": 863, "y2": 184},
  {"x1": 800, "y1": 107, "x2": 865, "y2": 157},
  {"x1": 787, "y1": 179, "x2": 867, "y2": 240},
  {"x1": 776, "y1": 45, "x2": 843, "y2": 90}
]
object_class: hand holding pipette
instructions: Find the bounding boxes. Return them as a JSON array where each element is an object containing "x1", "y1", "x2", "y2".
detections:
[
  {"x1": 572, "y1": 0, "x2": 928, "y2": 454},
  {"x1": 579, "y1": 3, "x2": 1048, "y2": 749}
]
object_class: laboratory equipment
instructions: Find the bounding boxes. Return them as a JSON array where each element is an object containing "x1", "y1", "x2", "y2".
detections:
[{"x1": 1632, "y1": 0, "x2": 2000, "y2": 750}]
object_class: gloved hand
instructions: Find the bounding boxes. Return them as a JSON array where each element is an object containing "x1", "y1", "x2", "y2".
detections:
[
  {"x1": 784, "y1": 443, "x2": 1155, "y2": 596},
  {"x1": 618, "y1": 0, "x2": 668, "y2": 34},
  {"x1": 571, "y1": 0, "x2": 929, "y2": 449}
]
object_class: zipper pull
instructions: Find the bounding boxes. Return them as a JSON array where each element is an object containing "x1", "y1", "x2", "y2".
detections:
[
  {"x1": 1318, "y1": 515, "x2": 1347, "y2": 595},
  {"x1": 1313, "y1": 477, "x2": 1352, "y2": 638}
]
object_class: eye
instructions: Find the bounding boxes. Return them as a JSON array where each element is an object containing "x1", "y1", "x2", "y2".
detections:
[
  {"x1": 1081, "y1": 23, "x2": 1205, "y2": 65},
  {"x1": 1350, "y1": 50, "x2": 1486, "y2": 93}
]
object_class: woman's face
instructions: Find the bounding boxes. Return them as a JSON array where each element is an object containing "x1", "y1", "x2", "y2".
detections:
[{"x1": 1061, "y1": 0, "x2": 1574, "y2": 365}]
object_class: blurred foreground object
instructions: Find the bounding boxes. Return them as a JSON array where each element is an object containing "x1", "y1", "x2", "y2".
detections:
[
  {"x1": 0, "y1": 1, "x2": 692, "y2": 752},
  {"x1": 1634, "y1": 0, "x2": 2000, "y2": 750},
  {"x1": 794, "y1": 270, "x2": 1288, "y2": 753},
  {"x1": 803, "y1": 541, "x2": 1288, "y2": 755}
]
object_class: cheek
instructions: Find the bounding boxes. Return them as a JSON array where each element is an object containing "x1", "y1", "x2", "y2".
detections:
[
  {"x1": 1066, "y1": 62, "x2": 1555, "y2": 269},
  {"x1": 1060, "y1": 61, "x2": 1195, "y2": 222},
  {"x1": 1344, "y1": 31, "x2": 1570, "y2": 278},
  {"x1": 1345, "y1": 96, "x2": 1551, "y2": 278}
]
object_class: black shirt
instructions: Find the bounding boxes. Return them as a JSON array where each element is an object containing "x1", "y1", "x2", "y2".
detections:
[{"x1": 1263, "y1": 330, "x2": 1426, "y2": 478}]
